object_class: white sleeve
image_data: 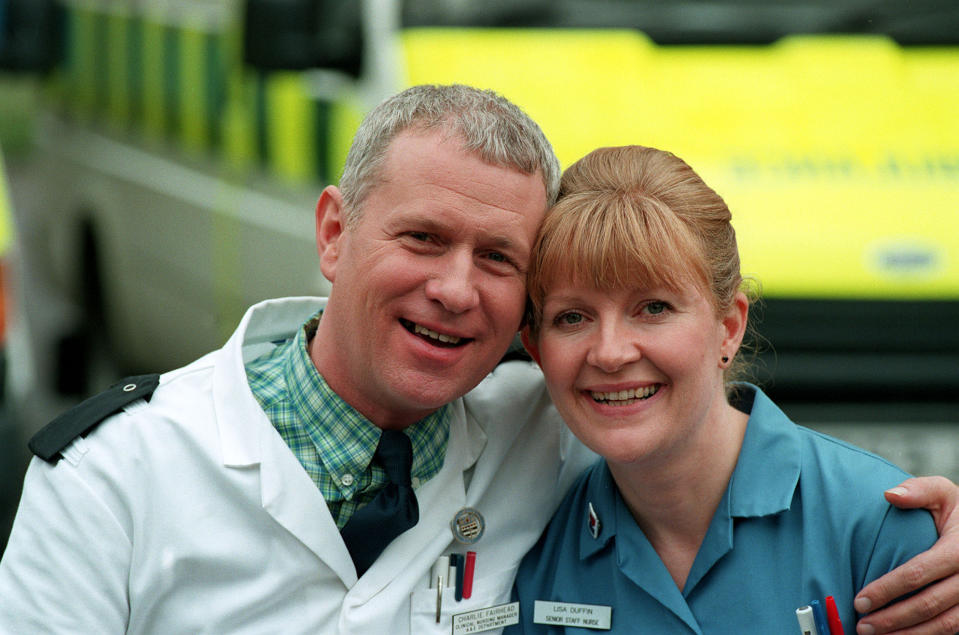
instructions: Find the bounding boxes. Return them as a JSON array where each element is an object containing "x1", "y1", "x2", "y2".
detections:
[{"x1": 0, "y1": 452, "x2": 131, "y2": 632}]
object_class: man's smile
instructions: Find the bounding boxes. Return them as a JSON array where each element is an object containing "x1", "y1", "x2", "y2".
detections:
[{"x1": 400, "y1": 318, "x2": 473, "y2": 348}]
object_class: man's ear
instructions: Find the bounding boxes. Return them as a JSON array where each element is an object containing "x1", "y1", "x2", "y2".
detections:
[
  {"x1": 520, "y1": 326, "x2": 543, "y2": 366},
  {"x1": 315, "y1": 186, "x2": 346, "y2": 282}
]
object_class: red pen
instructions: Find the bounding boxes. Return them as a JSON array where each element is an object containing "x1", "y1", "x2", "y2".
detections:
[
  {"x1": 462, "y1": 551, "x2": 476, "y2": 599},
  {"x1": 825, "y1": 595, "x2": 845, "y2": 635}
]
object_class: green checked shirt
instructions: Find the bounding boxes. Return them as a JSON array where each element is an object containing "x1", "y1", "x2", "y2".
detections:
[{"x1": 245, "y1": 314, "x2": 450, "y2": 529}]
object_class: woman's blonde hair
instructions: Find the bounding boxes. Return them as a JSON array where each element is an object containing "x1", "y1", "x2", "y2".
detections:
[{"x1": 526, "y1": 145, "x2": 753, "y2": 374}]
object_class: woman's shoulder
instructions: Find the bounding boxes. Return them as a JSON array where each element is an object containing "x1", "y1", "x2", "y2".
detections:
[{"x1": 796, "y1": 424, "x2": 914, "y2": 492}]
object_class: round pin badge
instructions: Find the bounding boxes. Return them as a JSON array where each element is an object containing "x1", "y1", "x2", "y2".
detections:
[{"x1": 451, "y1": 507, "x2": 485, "y2": 544}]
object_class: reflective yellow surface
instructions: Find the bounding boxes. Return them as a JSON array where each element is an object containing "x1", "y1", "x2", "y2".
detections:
[{"x1": 402, "y1": 29, "x2": 959, "y2": 299}]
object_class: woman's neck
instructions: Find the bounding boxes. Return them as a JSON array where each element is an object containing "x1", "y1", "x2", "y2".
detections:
[{"x1": 607, "y1": 400, "x2": 750, "y2": 590}]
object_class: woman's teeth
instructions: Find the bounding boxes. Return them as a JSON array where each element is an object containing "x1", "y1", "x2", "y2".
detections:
[{"x1": 590, "y1": 385, "x2": 659, "y2": 405}]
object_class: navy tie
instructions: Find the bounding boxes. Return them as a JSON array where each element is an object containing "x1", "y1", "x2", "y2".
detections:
[{"x1": 340, "y1": 429, "x2": 419, "y2": 576}]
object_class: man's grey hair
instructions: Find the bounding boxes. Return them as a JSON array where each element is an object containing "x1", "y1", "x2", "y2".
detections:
[{"x1": 338, "y1": 84, "x2": 561, "y2": 226}]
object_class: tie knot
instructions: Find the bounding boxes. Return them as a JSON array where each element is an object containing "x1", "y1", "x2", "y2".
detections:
[{"x1": 375, "y1": 429, "x2": 413, "y2": 486}]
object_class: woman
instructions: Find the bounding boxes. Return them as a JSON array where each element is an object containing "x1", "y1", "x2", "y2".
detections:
[{"x1": 508, "y1": 145, "x2": 936, "y2": 633}]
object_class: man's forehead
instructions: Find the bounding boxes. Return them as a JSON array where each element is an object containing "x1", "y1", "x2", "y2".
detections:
[{"x1": 383, "y1": 128, "x2": 547, "y2": 196}]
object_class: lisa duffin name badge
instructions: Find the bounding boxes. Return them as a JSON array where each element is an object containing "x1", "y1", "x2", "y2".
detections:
[{"x1": 533, "y1": 601, "x2": 612, "y2": 630}]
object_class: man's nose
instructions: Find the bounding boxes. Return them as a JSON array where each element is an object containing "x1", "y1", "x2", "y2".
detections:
[{"x1": 424, "y1": 252, "x2": 480, "y2": 314}]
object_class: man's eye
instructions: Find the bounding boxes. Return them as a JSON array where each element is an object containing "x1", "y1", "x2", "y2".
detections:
[
  {"x1": 486, "y1": 252, "x2": 507, "y2": 263},
  {"x1": 408, "y1": 232, "x2": 431, "y2": 242},
  {"x1": 645, "y1": 301, "x2": 668, "y2": 315}
]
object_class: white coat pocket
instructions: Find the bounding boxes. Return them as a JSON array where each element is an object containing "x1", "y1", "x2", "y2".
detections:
[{"x1": 410, "y1": 566, "x2": 517, "y2": 634}]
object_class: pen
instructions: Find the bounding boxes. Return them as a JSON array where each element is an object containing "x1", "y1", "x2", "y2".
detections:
[
  {"x1": 463, "y1": 551, "x2": 476, "y2": 599},
  {"x1": 810, "y1": 599, "x2": 829, "y2": 635},
  {"x1": 431, "y1": 556, "x2": 448, "y2": 623},
  {"x1": 825, "y1": 595, "x2": 844, "y2": 635},
  {"x1": 796, "y1": 605, "x2": 820, "y2": 635},
  {"x1": 450, "y1": 553, "x2": 465, "y2": 601}
]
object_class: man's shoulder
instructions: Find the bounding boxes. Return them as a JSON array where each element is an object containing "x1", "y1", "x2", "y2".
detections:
[
  {"x1": 28, "y1": 374, "x2": 163, "y2": 463},
  {"x1": 463, "y1": 359, "x2": 551, "y2": 422},
  {"x1": 28, "y1": 355, "x2": 219, "y2": 468}
]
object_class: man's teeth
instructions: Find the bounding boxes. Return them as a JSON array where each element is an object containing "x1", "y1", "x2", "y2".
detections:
[
  {"x1": 414, "y1": 324, "x2": 462, "y2": 345},
  {"x1": 591, "y1": 385, "x2": 659, "y2": 404}
]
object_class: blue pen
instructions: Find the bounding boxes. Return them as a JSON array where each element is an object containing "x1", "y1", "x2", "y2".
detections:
[
  {"x1": 810, "y1": 599, "x2": 829, "y2": 635},
  {"x1": 449, "y1": 553, "x2": 465, "y2": 601}
]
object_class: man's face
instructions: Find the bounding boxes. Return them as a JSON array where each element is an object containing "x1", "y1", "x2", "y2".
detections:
[{"x1": 313, "y1": 129, "x2": 547, "y2": 428}]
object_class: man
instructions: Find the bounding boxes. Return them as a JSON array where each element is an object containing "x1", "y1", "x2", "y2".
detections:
[{"x1": 0, "y1": 84, "x2": 957, "y2": 634}]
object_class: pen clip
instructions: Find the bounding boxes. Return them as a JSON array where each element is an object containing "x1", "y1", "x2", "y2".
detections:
[{"x1": 431, "y1": 555, "x2": 449, "y2": 623}]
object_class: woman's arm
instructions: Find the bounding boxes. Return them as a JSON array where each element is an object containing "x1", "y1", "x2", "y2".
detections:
[{"x1": 855, "y1": 476, "x2": 959, "y2": 635}]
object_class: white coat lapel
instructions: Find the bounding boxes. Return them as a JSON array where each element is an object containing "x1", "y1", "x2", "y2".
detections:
[
  {"x1": 213, "y1": 297, "x2": 358, "y2": 587},
  {"x1": 258, "y1": 419, "x2": 358, "y2": 587}
]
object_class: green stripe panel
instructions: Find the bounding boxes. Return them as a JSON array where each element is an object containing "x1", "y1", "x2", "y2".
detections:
[
  {"x1": 126, "y1": 15, "x2": 144, "y2": 127},
  {"x1": 179, "y1": 23, "x2": 209, "y2": 152},
  {"x1": 91, "y1": 11, "x2": 109, "y2": 119},
  {"x1": 255, "y1": 72, "x2": 268, "y2": 166},
  {"x1": 163, "y1": 24, "x2": 181, "y2": 141},
  {"x1": 106, "y1": 10, "x2": 131, "y2": 127},
  {"x1": 205, "y1": 32, "x2": 228, "y2": 150},
  {"x1": 265, "y1": 72, "x2": 316, "y2": 183},
  {"x1": 221, "y1": 71, "x2": 258, "y2": 169},
  {"x1": 141, "y1": 17, "x2": 182, "y2": 142},
  {"x1": 327, "y1": 96, "x2": 364, "y2": 185},
  {"x1": 313, "y1": 100, "x2": 330, "y2": 183},
  {"x1": 67, "y1": 6, "x2": 97, "y2": 118},
  {"x1": 177, "y1": 26, "x2": 229, "y2": 154},
  {"x1": 141, "y1": 18, "x2": 166, "y2": 139}
]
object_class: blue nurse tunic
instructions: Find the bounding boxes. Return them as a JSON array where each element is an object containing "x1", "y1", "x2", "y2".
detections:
[{"x1": 508, "y1": 385, "x2": 937, "y2": 634}]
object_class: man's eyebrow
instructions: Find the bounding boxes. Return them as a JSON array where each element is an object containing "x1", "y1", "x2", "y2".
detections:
[
  {"x1": 482, "y1": 234, "x2": 524, "y2": 253},
  {"x1": 394, "y1": 214, "x2": 528, "y2": 253},
  {"x1": 391, "y1": 212, "x2": 448, "y2": 229}
]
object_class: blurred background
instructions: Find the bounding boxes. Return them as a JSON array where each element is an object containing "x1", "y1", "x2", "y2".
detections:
[{"x1": 1, "y1": 0, "x2": 957, "y2": 555}]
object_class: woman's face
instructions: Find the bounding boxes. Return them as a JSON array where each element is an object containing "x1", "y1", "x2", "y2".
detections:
[{"x1": 523, "y1": 279, "x2": 742, "y2": 466}]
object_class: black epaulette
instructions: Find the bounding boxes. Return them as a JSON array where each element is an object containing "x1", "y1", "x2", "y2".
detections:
[{"x1": 29, "y1": 374, "x2": 161, "y2": 464}]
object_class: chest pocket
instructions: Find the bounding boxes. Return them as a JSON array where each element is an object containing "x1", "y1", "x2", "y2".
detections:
[{"x1": 410, "y1": 565, "x2": 516, "y2": 634}]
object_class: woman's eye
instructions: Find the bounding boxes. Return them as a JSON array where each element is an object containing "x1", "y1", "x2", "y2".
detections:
[
  {"x1": 645, "y1": 301, "x2": 668, "y2": 315},
  {"x1": 555, "y1": 312, "x2": 584, "y2": 326},
  {"x1": 486, "y1": 251, "x2": 507, "y2": 263}
]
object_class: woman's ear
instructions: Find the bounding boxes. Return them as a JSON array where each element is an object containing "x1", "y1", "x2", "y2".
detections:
[
  {"x1": 720, "y1": 291, "x2": 750, "y2": 364},
  {"x1": 520, "y1": 326, "x2": 543, "y2": 366},
  {"x1": 315, "y1": 186, "x2": 346, "y2": 282}
]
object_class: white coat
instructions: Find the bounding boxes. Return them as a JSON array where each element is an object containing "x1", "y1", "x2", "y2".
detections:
[{"x1": 0, "y1": 297, "x2": 595, "y2": 634}]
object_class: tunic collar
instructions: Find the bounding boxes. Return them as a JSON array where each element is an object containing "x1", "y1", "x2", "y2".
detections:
[{"x1": 577, "y1": 383, "x2": 800, "y2": 562}]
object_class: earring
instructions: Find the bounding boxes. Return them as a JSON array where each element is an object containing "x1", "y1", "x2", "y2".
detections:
[{"x1": 721, "y1": 355, "x2": 729, "y2": 364}]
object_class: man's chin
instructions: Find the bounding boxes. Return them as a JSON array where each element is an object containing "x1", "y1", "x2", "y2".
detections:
[{"x1": 394, "y1": 371, "x2": 485, "y2": 412}]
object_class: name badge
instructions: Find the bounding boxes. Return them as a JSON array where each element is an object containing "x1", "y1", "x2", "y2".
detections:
[
  {"x1": 533, "y1": 600, "x2": 612, "y2": 630},
  {"x1": 452, "y1": 602, "x2": 520, "y2": 634}
]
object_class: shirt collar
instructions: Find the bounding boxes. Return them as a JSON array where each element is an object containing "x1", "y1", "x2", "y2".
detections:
[
  {"x1": 284, "y1": 314, "x2": 450, "y2": 493},
  {"x1": 578, "y1": 383, "x2": 800, "y2": 560},
  {"x1": 725, "y1": 383, "x2": 800, "y2": 518}
]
